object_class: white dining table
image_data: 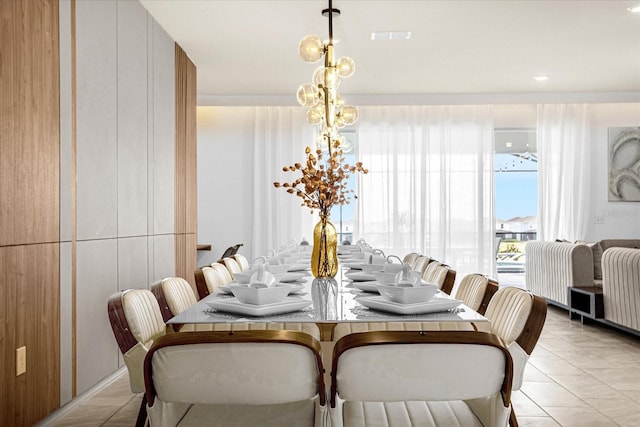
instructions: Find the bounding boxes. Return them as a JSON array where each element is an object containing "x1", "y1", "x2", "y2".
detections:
[{"x1": 169, "y1": 266, "x2": 489, "y2": 341}]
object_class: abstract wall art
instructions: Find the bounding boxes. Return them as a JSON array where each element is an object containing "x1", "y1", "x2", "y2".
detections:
[{"x1": 608, "y1": 127, "x2": 640, "y2": 202}]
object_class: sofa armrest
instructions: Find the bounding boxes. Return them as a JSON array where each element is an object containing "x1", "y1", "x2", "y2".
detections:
[
  {"x1": 602, "y1": 247, "x2": 640, "y2": 332},
  {"x1": 525, "y1": 241, "x2": 594, "y2": 306}
]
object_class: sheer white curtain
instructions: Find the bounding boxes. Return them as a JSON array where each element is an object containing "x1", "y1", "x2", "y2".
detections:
[
  {"x1": 537, "y1": 104, "x2": 591, "y2": 241},
  {"x1": 355, "y1": 105, "x2": 495, "y2": 279},
  {"x1": 251, "y1": 107, "x2": 316, "y2": 257}
]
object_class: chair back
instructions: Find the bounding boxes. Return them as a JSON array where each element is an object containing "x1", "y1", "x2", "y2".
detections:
[
  {"x1": 233, "y1": 253, "x2": 250, "y2": 271},
  {"x1": 485, "y1": 287, "x2": 547, "y2": 390},
  {"x1": 455, "y1": 273, "x2": 499, "y2": 314},
  {"x1": 421, "y1": 260, "x2": 441, "y2": 282},
  {"x1": 107, "y1": 289, "x2": 166, "y2": 394},
  {"x1": 222, "y1": 256, "x2": 243, "y2": 278},
  {"x1": 160, "y1": 277, "x2": 198, "y2": 315},
  {"x1": 194, "y1": 265, "x2": 225, "y2": 298},
  {"x1": 330, "y1": 331, "x2": 512, "y2": 427},
  {"x1": 210, "y1": 262, "x2": 234, "y2": 284},
  {"x1": 412, "y1": 255, "x2": 431, "y2": 274},
  {"x1": 144, "y1": 330, "x2": 326, "y2": 427},
  {"x1": 402, "y1": 252, "x2": 420, "y2": 265}
]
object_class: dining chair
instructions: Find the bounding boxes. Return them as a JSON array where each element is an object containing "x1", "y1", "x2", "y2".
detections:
[
  {"x1": 484, "y1": 287, "x2": 547, "y2": 427},
  {"x1": 144, "y1": 330, "x2": 327, "y2": 427},
  {"x1": 402, "y1": 252, "x2": 420, "y2": 266},
  {"x1": 107, "y1": 289, "x2": 167, "y2": 427},
  {"x1": 210, "y1": 261, "x2": 234, "y2": 285},
  {"x1": 233, "y1": 253, "x2": 250, "y2": 271},
  {"x1": 454, "y1": 273, "x2": 499, "y2": 315},
  {"x1": 329, "y1": 330, "x2": 513, "y2": 427},
  {"x1": 411, "y1": 255, "x2": 432, "y2": 275},
  {"x1": 194, "y1": 265, "x2": 225, "y2": 299},
  {"x1": 151, "y1": 277, "x2": 198, "y2": 332},
  {"x1": 222, "y1": 256, "x2": 243, "y2": 278},
  {"x1": 421, "y1": 263, "x2": 458, "y2": 295}
]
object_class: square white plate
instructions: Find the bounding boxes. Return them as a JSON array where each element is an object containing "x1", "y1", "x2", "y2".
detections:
[
  {"x1": 206, "y1": 298, "x2": 312, "y2": 317},
  {"x1": 350, "y1": 280, "x2": 380, "y2": 293},
  {"x1": 288, "y1": 264, "x2": 310, "y2": 272},
  {"x1": 345, "y1": 271, "x2": 376, "y2": 282},
  {"x1": 356, "y1": 295, "x2": 462, "y2": 315},
  {"x1": 218, "y1": 283, "x2": 303, "y2": 295},
  {"x1": 278, "y1": 272, "x2": 307, "y2": 282}
]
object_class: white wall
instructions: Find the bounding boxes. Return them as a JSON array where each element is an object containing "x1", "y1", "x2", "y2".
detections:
[
  {"x1": 196, "y1": 107, "x2": 255, "y2": 266},
  {"x1": 587, "y1": 103, "x2": 640, "y2": 241}
]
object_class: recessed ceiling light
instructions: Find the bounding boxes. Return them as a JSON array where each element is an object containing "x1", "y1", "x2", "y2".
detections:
[
  {"x1": 533, "y1": 75, "x2": 549, "y2": 81},
  {"x1": 371, "y1": 31, "x2": 412, "y2": 41},
  {"x1": 627, "y1": 5, "x2": 640, "y2": 13}
]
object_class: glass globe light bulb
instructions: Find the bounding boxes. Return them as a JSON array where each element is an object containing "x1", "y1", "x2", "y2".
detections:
[
  {"x1": 298, "y1": 35, "x2": 325, "y2": 63},
  {"x1": 334, "y1": 115, "x2": 346, "y2": 129},
  {"x1": 313, "y1": 66, "x2": 341, "y2": 89},
  {"x1": 306, "y1": 104, "x2": 325, "y2": 125},
  {"x1": 336, "y1": 56, "x2": 356, "y2": 78},
  {"x1": 339, "y1": 105, "x2": 358, "y2": 125},
  {"x1": 296, "y1": 83, "x2": 320, "y2": 108}
]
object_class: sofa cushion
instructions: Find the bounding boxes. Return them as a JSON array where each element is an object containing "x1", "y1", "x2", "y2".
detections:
[{"x1": 591, "y1": 242, "x2": 604, "y2": 280}]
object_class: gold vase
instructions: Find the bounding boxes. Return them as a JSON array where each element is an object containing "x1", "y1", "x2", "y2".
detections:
[{"x1": 311, "y1": 215, "x2": 338, "y2": 278}]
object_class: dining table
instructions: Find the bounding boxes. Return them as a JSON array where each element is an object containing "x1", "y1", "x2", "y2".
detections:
[{"x1": 169, "y1": 260, "x2": 490, "y2": 341}]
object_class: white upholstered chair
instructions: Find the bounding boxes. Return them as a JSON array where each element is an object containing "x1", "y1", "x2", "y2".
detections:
[
  {"x1": 402, "y1": 252, "x2": 420, "y2": 266},
  {"x1": 233, "y1": 253, "x2": 250, "y2": 271},
  {"x1": 454, "y1": 273, "x2": 499, "y2": 315},
  {"x1": 210, "y1": 261, "x2": 234, "y2": 284},
  {"x1": 484, "y1": 287, "x2": 547, "y2": 427},
  {"x1": 411, "y1": 255, "x2": 432, "y2": 275},
  {"x1": 194, "y1": 265, "x2": 226, "y2": 298},
  {"x1": 421, "y1": 262, "x2": 457, "y2": 295},
  {"x1": 222, "y1": 256, "x2": 243, "y2": 278},
  {"x1": 108, "y1": 289, "x2": 167, "y2": 427},
  {"x1": 329, "y1": 330, "x2": 513, "y2": 427},
  {"x1": 151, "y1": 277, "x2": 198, "y2": 332},
  {"x1": 144, "y1": 330, "x2": 327, "y2": 427}
]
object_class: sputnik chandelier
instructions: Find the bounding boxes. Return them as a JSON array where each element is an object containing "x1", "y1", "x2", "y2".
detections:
[{"x1": 296, "y1": 0, "x2": 358, "y2": 154}]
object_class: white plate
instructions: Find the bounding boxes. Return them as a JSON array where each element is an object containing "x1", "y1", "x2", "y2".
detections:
[
  {"x1": 281, "y1": 283, "x2": 305, "y2": 294},
  {"x1": 343, "y1": 262, "x2": 364, "y2": 270},
  {"x1": 288, "y1": 263, "x2": 310, "y2": 272},
  {"x1": 218, "y1": 285, "x2": 233, "y2": 294},
  {"x1": 278, "y1": 272, "x2": 307, "y2": 282},
  {"x1": 345, "y1": 271, "x2": 376, "y2": 282},
  {"x1": 356, "y1": 295, "x2": 462, "y2": 315},
  {"x1": 206, "y1": 298, "x2": 312, "y2": 317},
  {"x1": 351, "y1": 280, "x2": 380, "y2": 293}
]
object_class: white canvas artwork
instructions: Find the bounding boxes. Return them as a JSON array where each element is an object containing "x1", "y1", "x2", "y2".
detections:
[{"x1": 608, "y1": 127, "x2": 640, "y2": 202}]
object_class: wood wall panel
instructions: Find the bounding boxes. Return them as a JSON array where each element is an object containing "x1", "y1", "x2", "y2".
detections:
[
  {"x1": 175, "y1": 45, "x2": 197, "y2": 286},
  {"x1": 0, "y1": 0, "x2": 60, "y2": 246},
  {"x1": 0, "y1": 1, "x2": 61, "y2": 425},
  {"x1": 0, "y1": 243, "x2": 60, "y2": 426}
]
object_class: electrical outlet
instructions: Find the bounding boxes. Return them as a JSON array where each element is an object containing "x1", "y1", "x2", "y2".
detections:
[
  {"x1": 16, "y1": 346, "x2": 26, "y2": 376},
  {"x1": 595, "y1": 215, "x2": 605, "y2": 224}
]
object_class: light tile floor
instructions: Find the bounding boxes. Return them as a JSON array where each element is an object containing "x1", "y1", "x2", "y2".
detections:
[{"x1": 50, "y1": 306, "x2": 639, "y2": 426}]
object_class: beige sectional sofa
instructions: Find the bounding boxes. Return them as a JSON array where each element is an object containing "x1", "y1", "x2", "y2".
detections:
[{"x1": 525, "y1": 239, "x2": 640, "y2": 334}]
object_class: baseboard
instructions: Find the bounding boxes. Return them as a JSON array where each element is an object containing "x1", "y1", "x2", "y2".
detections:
[{"x1": 34, "y1": 367, "x2": 127, "y2": 427}]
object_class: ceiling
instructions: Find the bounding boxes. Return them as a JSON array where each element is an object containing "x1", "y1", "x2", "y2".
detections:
[{"x1": 139, "y1": 0, "x2": 640, "y2": 105}]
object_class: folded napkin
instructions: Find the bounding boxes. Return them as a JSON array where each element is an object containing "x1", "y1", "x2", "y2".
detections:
[
  {"x1": 249, "y1": 264, "x2": 276, "y2": 288},
  {"x1": 394, "y1": 264, "x2": 421, "y2": 287}
]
